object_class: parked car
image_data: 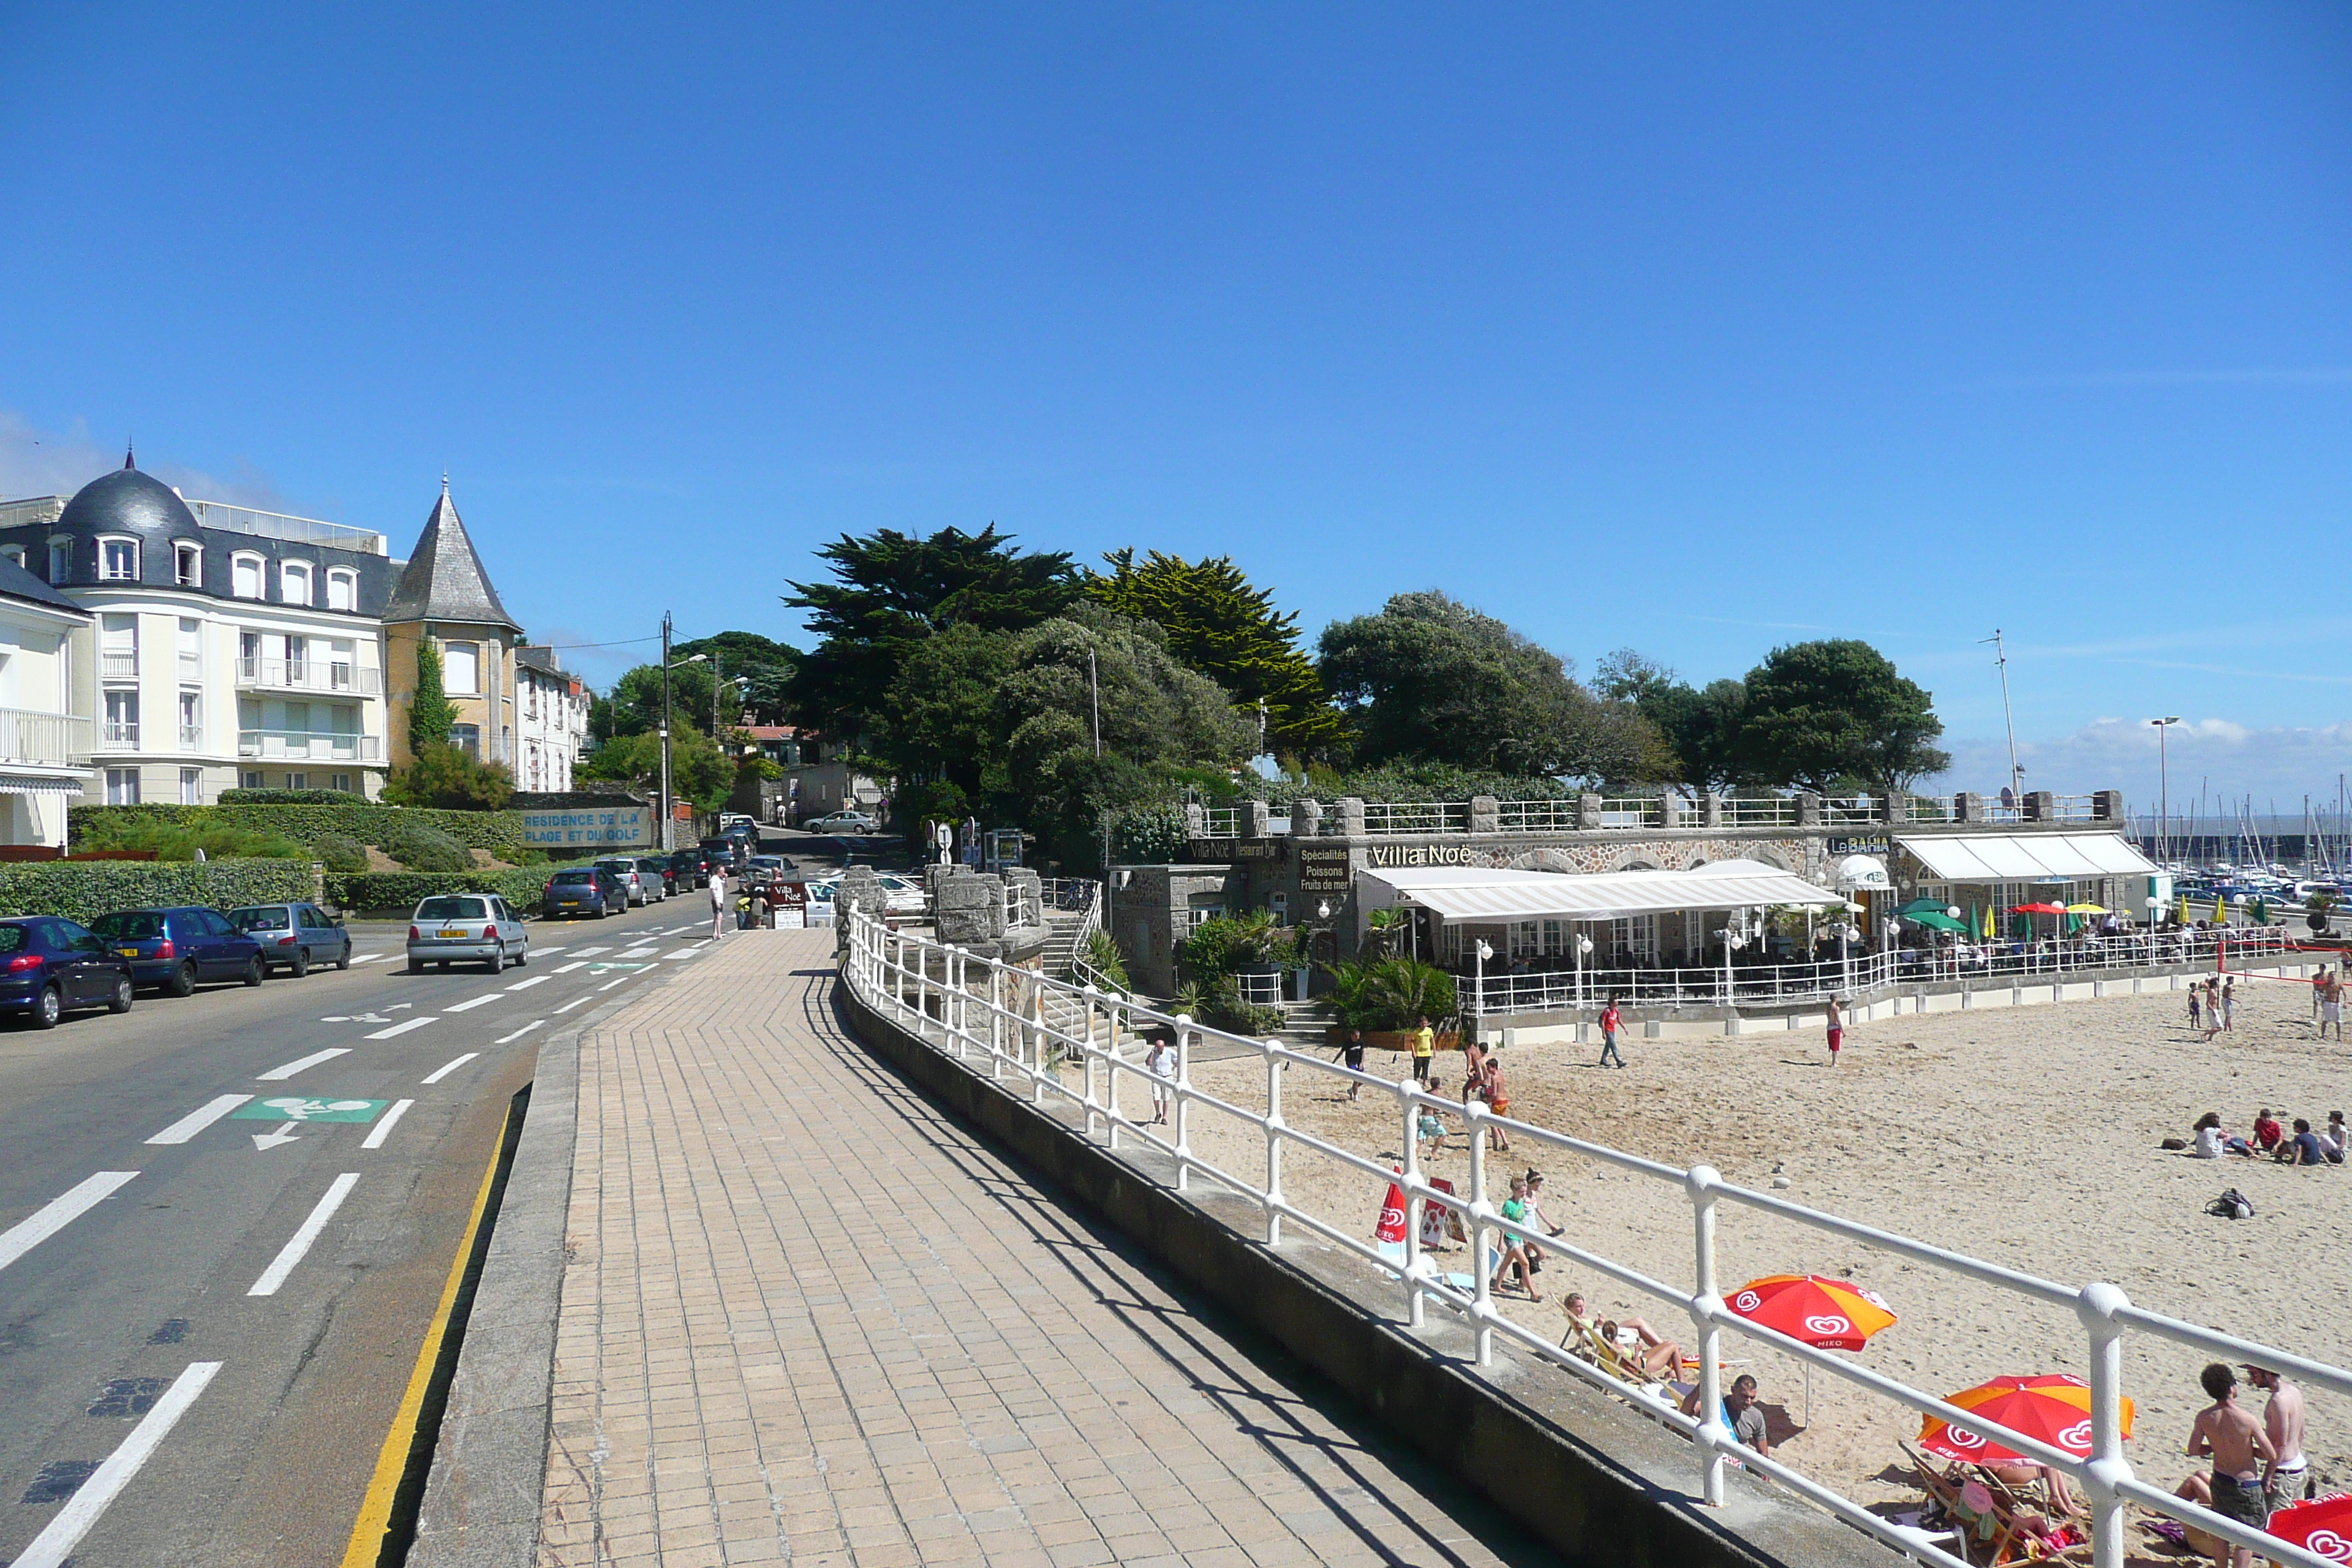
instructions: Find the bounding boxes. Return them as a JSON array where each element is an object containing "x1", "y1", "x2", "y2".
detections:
[
  {"x1": 407, "y1": 894, "x2": 530, "y2": 973},
  {"x1": 595, "y1": 858, "x2": 652, "y2": 905},
  {"x1": 634, "y1": 856, "x2": 678, "y2": 899},
  {"x1": 90, "y1": 906, "x2": 269, "y2": 994},
  {"x1": 741, "y1": 854, "x2": 785, "y2": 889},
  {"x1": 543, "y1": 865, "x2": 627, "y2": 919},
  {"x1": 698, "y1": 837, "x2": 743, "y2": 870},
  {"x1": 667, "y1": 850, "x2": 707, "y2": 889},
  {"x1": 807, "y1": 810, "x2": 878, "y2": 834},
  {"x1": 227, "y1": 902, "x2": 354, "y2": 976},
  {"x1": 876, "y1": 873, "x2": 928, "y2": 916},
  {"x1": 717, "y1": 813, "x2": 757, "y2": 835},
  {"x1": 0, "y1": 916, "x2": 137, "y2": 1027}
]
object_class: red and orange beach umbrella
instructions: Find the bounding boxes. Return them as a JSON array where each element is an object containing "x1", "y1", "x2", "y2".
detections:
[
  {"x1": 2264, "y1": 1494, "x2": 2352, "y2": 1563},
  {"x1": 1726, "y1": 1274, "x2": 1897, "y2": 1351},
  {"x1": 1918, "y1": 1373, "x2": 2135, "y2": 1466}
]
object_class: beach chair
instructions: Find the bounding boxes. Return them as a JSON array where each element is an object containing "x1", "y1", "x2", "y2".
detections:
[
  {"x1": 1900, "y1": 1445, "x2": 2093, "y2": 1566},
  {"x1": 1560, "y1": 1311, "x2": 1695, "y2": 1417}
]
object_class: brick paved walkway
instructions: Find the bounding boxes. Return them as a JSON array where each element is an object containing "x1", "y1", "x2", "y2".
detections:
[{"x1": 539, "y1": 927, "x2": 1548, "y2": 1568}]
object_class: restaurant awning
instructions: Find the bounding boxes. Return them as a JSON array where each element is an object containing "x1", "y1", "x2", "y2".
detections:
[
  {"x1": 1365, "y1": 859, "x2": 1850, "y2": 924},
  {"x1": 0, "y1": 774, "x2": 84, "y2": 796},
  {"x1": 1894, "y1": 832, "x2": 2153, "y2": 882}
]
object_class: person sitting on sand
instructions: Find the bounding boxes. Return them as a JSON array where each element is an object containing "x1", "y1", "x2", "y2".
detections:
[
  {"x1": 2288, "y1": 1119, "x2": 2332, "y2": 1166},
  {"x1": 1984, "y1": 1460, "x2": 2084, "y2": 1519},
  {"x1": 2253, "y1": 1109, "x2": 2283, "y2": 1152},
  {"x1": 2192, "y1": 1112, "x2": 2254, "y2": 1159},
  {"x1": 2322, "y1": 1112, "x2": 2348, "y2": 1163}
]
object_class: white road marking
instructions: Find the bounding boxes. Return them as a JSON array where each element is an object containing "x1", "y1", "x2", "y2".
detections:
[
  {"x1": 146, "y1": 1093, "x2": 253, "y2": 1145},
  {"x1": 0, "y1": 1172, "x2": 138, "y2": 1273},
  {"x1": 361, "y1": 1099, "x2": 415, "y2": 1150},
  {"x1": 551, "y1": 961, "x2": 588, "y2": 974},
  {"x1": 618, "y1": 946, "x2": 658, "y2": 958},
  {"x1": 494, "y1": 1019, "x2": 545, "y2": 1044},
  {"x1": 532, "y1": 946, "x2": 567, "y2": 957},
  {"x1": 572, "y1": 946, "x2": 611, "y2": 958},
  {"x1": 689, "y1": 939, "x2": 712, "y2": 950},
  {"x1": 251, "y1": 1122, "x2": 302, "y2": 1151},
  {"x1": 421, "y1": 1052, "x2": 479, "y2": 1085},
  {"x1": 365, "y1": 1017, "x2": 436, "y2": 1040},
  {"x1": 443, "y1": 994, "x2": 499, "y2": 1013},
  {"x1": 553, "y1": 995, "x2": 592, "y2": 1013},
  {"x1": 257, "y1": 1047, "x2": 351, "y2": 1082},
  {"x1": 505, "y1": 975, "x2": 549, "y2": 991},
  {"x1": 663, "y1": 949, "x2": 703, "y2": 960},
  {"x1": 11, "y1": 1360, "x2": 223, "y2": 1568},
  {"x1": 350, "y1": 951, "x2": 389, "y2": 963},
  {"x1": 248, "y1": 1172, "x2": 361, "y2": 1296},
  {"x1": 598, "y1": 975, "x2": 633, "y2": 991}
]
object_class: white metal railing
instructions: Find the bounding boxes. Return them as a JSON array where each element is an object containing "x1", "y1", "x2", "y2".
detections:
[
  {"x1": 843, "y1": 908, "x2": 2352, "y2": 1568},
  {"x1": 2047, "y1": 794, "x2": 2100, "y2": 822},
  {"x1": 1818, "y1": 796, "x2": 1883, "y2": 825},
  {"x1": 184, "y1": 498, "x2": 388, "y2": 555},
  {"x1": 0, "y1": 707, "x2": 94, "y2": 766},
  {"x1": 101, "y1": 651, "x2": 137, "y2": 679},
  {"x1": 178, "y1": 723, "x2": 203, "y2": 749},
  {"x1": 1595, "y1": 796, "x2": 1662, "y2": 828},
  {"x1": 102, "y1": 720, "x2": 139, "y2": 747},
  {"x1": 237, "y1": 729, "x2": 380, "y2": 761},
  {"x1": 1199, "y1": 806, "x2": 1242, "y2": 839},
  {"x1": 235, "y1": 657, "x2": 381, "y2": 695},
  {"x1": 1719, "y1": 796, "x2": 1798, "y2": 827},
  {"x1": 1361, "y1": 801, "x2": 1469, "y2": 834},
  {"x1": 1904, "y1": 796, "x2": 1957, "y2": 823},
  {"x1": 1493, "y1": 798, "x2": 1578, "y2": 832},
  {"x1": 0, "y1": 498, "x2": 62, "y2": 530}
]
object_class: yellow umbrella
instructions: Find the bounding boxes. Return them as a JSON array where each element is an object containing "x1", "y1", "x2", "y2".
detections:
[
  {"x1": 2065, "y1": 902, "x2": 2106, "y2": 914},
  {"x1": 2176, "y1": 893, "x2": 2190, "y2": 926},
  {"x1": 1981, "y1": 905, "x2": 1995, "y2": 940},
  {"x1": 2212, "y1": 893, "x2": 2228, "y2": 927}
]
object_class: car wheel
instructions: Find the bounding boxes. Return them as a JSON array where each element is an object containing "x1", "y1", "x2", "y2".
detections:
[
  {"x1": 108, "y1": 975, "x2": 133, "y2": 1013},
  {"x1": 594, "y1": 904, "x2": 608, "y2": 919},
  {"x1": 486, "y1": 944, "x2": 505, "y2": 976},
  {"x1": 512, "y1": 943, "x2": 527, "y2": 967},
  {"x1": 336, "y1": 943, "x2": 351, "y2": 971},
  {"x1": 437, "y1": 960, "x2": 450, "y2": 971},
  {"x1": 167, "y1": 960, "x2": 197, "y2": 998},
  {"x1": 244, "y1": 956, "x2": 265, "y2": 987},
  {"x1": 408, "y1": 957, "x2": 426, "y2": 974},
  {"x1": 31, "y1": 984, "x2": 61, "y2": 1030},
  {"x1": 290, "y1": 949, "x2": 309, "y2": 979}
]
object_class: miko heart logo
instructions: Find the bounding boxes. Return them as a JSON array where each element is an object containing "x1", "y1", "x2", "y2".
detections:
[
  {"x1": 1856, "y1": 1288, "x2": 1890, "y2": 1310},
  {"x1": 2057, "y1": 1420, "x2": 2094, "y2": 1452},
  {"x1": 2302, "y1": 1530, "x2": 2351, "y2": 1563},
  {"x1": 1380, "y1": 1203, "x2": 1405, "y2": 1227},
  {"x1": 1804, "y1": 1313, "x2": 1851, "y2": 1336},
  {"x1": 1733, "y1": 1290, "x2": 1762, "y2": 1312},
  {"x1": 1945, "y1": 1425, "x2": 1986, "y2": 1450}
]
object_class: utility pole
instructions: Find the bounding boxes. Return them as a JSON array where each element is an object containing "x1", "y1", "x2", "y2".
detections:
[
  {"x1": 1088, "y1": 648, "x2": 1101, "y2": 758},
  {"x1": 1981, "y1": 630, "x2": 2023, "y2": 806},
  {"x1": 659, "y1": 612, "x2": 674, "y2": 852},
  {"x1": 2150, "y1": 717, "x2": 2180, "y2": 869}
]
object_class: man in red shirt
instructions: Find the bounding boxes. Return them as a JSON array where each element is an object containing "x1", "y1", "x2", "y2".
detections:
[
  {"x1": 2252, "y1": 1109, "x2": 2283, "y2": 1153},
  {"x1": 1597, "y1": 999, "x2": 1625, "y2": 1068}
]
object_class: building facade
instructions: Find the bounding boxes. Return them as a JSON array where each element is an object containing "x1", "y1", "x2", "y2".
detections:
[
  {"x1": 384, "y1": 482, "x2": 526, "y2": 773},
  {"x1": 516, "y1": 644, "x2": 590, "y2": 792},
  {"x1": 0, "y1": 559, "x2": 94, "y2": 845}
]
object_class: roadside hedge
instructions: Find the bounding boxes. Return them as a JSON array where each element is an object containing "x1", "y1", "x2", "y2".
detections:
[
  {"x1": 325, "y1": 868, "x2": 554, "y2": 914},
  {"x1": 71, "y1": 802, "x2": 528, "y2": 856},
  {"x1": 0, "y1": 859, "x2": 315, "y2": 924}
]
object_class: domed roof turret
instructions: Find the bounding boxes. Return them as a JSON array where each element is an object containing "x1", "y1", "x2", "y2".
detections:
[{"x1": 55, "y1": 451, "x2": 199, "y2": 538}]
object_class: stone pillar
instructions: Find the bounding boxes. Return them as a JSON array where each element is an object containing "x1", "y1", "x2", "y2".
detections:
[
  {"x1": 1006, "y1": 867, "x2": 1043, "y2": 927},
  {"x1": 1336, "y1": 796, "x2": 1366, "y2": 837},
  {"x1": 1658, "y1": 794, "x2": 1682, "y2": 829},
  {"x1": 1577, "y1": 793, "x2": 1603, "y2": 830},
  {"x1": 1886, "y1": 790, "x2": 1910, "y2": 826},
  {"x1": 1246, "y1": 799, "x2": 1272, "y2": 839},
  {"x1": 2024, "y1": 790, "x2": 2055, "y2": 823},
  {"x1": 1797, "y1": 792, "x2": 1822, "y2": 826},
  {"x1": 935, "y1": 872, "x2": 1009, "y2": 946},
  {"x1": 1183, "y1": 802, "x2": 1205, "y2": 838},
  {"x1": 1292, "y1": 798, "x2": 1322, "y2": 837},
  {"x1": 1702, "y1": 793, "x2": 1723, "y2": 829},
  {"x1": 1955, "y1": 791, "x2": 1983, "y2": 823},
  {"x1": 1469, "y1": 795, "x2": 1500, "y2": 834},
  {"x1": 2092, "y1": 788, "x2": 2123, "y2": 822}
]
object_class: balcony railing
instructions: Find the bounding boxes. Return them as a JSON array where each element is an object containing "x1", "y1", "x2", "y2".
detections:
[
  {"x1": 0, "y1": 708, "x2": 95, "y2": 766},
  {"x1": 238, "y1": 729, "x2": 381, "y2": 762},
  {"x1": 102, "y1": 721, "x2": 140, "y2": 747},
  {"x1": 101, "y1": 652, "x2": 137, "y2": 679},
  {"x1": 179, "y1": 724, "x2": 203, "y2": 749},
  {"x1": 235, "y1": 657, "x2": 381, "y2": 696}
]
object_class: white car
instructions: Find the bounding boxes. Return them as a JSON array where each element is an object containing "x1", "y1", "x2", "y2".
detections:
[
  {"x1": 807, "y1": 810, "x2": 878, "y2": 834},
  {"x1": 407, "y1": 894, "x2": 529, "y2": 974},
  {"x1": 595, "y1": 859, "x2": 652, "y2": 906},
  {"x1": 876, "y1": 874, "x2": 927, "y2": 916}
]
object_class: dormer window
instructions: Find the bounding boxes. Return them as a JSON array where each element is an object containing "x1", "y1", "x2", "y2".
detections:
[
  {"x1": 231, "y1": 553, "x2": 264, "y2": 599},
  {"x1": 174, "y1": 542, "x2": 203, "y2": 587},
  {"x1": 280, "y1": 562, "x2": 312, "y2": 607},
  {"x1": 325, "y1": 568, "x2": 357, "y2": 611},
  {"x1": 48, "y1": 538, "x2": 70, "y2": 583},
  {"x1": 99, "y1": 538, "x2": 140, "y2": 581},
  {"x1": 1, "y1": 546, "x2": 22, "y2": 572}
]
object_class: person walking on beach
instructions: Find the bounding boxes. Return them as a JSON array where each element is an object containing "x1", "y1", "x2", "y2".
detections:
[
  {"x1": 1482, "y1": 1057, "x2": 1513, "y2": 1152},
  {"x1": 2244, "y1": 1365, "x2": 2309, "y2": 1509},
  {"x1": 2189, "y1": 984, "x2": 2204, "y2": 1033},
  {"x1": 2176, "y1": 1363, "x2": 2277, "y2": 1568},
  {"x1": 1342, "y1": 1028, "x2": 1366, "y2": 1101},
  {"x1": 1410, "y1": 1015, "x2": 1435, "y2": 1085},
  {"x1": 2312, "y1": 965, "x2": 2329, "y2": 1027},
  {"x1": 709, "y1": 864, "x2": 729, "y2": 941},
  {"x1": 2221, "y1": 977, "x2": 2236, "y2": 1031},
  {"x1": 1145, "y1": 1036, "x2": 1175, "y2": 1125},
  {"x1": 1825, "y1": 995, "x2": 1844, "y2": 1066},
  {"x1": 1597, "y1": 998, "x2": 1625, "y2": 1068},
  {"x1": 2323, "y1": 971, "x2": 2345, "y2": 1041}
]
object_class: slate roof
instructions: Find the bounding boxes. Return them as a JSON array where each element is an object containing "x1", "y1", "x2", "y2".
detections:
[
  {"x1": 386, "y1": 480, "x2": 519, "y2": 630},
  {"x1": 0, "y1": 554, "x2": 88, "y2": 618}
]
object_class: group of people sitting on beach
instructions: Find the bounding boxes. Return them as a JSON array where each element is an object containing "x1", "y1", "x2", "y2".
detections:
[{"x1": 2188, "y1": 1109, "x2": 2345, "y2": 1164}]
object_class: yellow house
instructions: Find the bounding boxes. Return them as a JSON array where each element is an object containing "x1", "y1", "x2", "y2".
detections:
[{"x1": 385, "y1": 480, "x2": 524, "y2": 771}]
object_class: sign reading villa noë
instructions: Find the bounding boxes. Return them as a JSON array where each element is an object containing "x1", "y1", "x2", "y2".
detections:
[{"x1": 521, "y1": 806, "x2": 652, "y2": 849}]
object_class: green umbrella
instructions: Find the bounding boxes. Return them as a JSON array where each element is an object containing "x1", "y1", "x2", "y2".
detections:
[{"x1": 1906, "y1": 911, "x2": 1969, "y2": 934}]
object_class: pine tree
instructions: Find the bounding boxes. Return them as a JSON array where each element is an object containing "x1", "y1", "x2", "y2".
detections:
[{"x1": 410, "y1": 639, "x2": 459, "y2": 755}]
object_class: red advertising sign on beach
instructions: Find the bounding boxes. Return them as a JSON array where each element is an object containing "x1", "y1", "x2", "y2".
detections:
[{"x1": 1373, "y1": 1179, "x2": 1409, "y2": 1245}]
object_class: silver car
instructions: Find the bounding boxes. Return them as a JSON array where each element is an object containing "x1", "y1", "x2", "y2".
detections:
[
  {"x1": 407, "y1": 894, "x2": 530, "y2": 974},
  {"x1": 595, "y1": 859, "x2": 652, "y2": 906}
]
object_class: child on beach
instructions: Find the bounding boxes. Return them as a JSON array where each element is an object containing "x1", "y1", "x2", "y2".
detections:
[
  {"x1": 1826, "y1": 995, "x2": 1844, "y2": 1066},
  {"x1": 2222, "y1": 978, "x2": 2236, "y2": 1031},
  {"x1": 2188, "y1": 987, "x2": 2203, "y2": 1033},
  {"x1": 1415, "y1": 1090, "x2": 1448, "y2": 1157}
]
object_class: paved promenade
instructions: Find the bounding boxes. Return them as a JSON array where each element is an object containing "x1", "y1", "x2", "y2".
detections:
[{"x1": 538, "y1": 927, "x2": 1548, "y2": 1568}]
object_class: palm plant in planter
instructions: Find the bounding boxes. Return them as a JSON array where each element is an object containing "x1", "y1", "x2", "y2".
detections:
[
  {"x1": 1176, "y1": 912, "x2": 1297, "y2": 1035},
  {"x1": 1322, "y1": 956, "x2": 1458, "y2": 1037}
]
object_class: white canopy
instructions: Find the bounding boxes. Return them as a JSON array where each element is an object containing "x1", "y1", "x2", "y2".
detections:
[
  {"x1": 1365, "y1": 859, "x2": 1849, "y2": 924},
  {"x1": 1835, "y1": 853, "x2": 1891, "y2": 890},
  {"x1": 1896, "y1": 832, "x2": 2154, "y2": 883}
]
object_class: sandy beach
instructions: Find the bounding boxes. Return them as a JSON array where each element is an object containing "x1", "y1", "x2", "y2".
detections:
[{"x1": 1172, "y1": 973, "x2": 2350, "y2": 1538}]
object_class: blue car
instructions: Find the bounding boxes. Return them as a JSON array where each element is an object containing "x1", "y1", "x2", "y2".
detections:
[
  {"x1": 87, "y1": 906, "x2": 267, "y2": 995},
  {"x1": 0, "y1": 917, "x2": 137, "y2": 1028}
]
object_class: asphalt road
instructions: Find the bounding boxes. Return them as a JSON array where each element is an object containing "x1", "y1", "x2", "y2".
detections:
[{"x1": 0, "y1": 887, "x2": 723, "y2": 1568}]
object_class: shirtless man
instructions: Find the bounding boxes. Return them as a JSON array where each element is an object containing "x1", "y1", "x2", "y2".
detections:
[
  {"x1": 2243, "y1": 1365, "x2": 2307, "y2": 1509},
  {"x1": 2176, "y1": 1363, "x2": 2277, "y2": 1567},
  {"x1": 2323, "y1": 970, "x2": 2345, "y2": 1042}
]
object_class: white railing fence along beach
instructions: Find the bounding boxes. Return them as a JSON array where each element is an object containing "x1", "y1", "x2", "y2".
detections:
[{"x1": 840, "y1": 907, "x2": 2351, "y2": 1568}]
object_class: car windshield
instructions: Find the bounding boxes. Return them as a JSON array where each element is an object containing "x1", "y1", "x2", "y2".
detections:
[
  {"x1": 90, "y1": 911, "x2": 167, "y2": 940},
  {"x1": 230, "y1": 907, "x2": 291, "y2": 930},
  {"x1": 551, "y1": 870, "x2": 596, "y2": 885},
  {"x1": 0, "y1": 926, "x2": 25, "y2": 953},
  {"x1": 417, "y1": 897, "x2": 488, "y2": 921},
  {"x1": 596, "y1": 862, "x2": 634, "y2": 875}
]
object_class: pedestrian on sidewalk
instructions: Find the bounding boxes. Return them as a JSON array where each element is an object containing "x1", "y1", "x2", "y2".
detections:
[{"x1": 709, "y1": 865, "x2": 728, "y2": 941}]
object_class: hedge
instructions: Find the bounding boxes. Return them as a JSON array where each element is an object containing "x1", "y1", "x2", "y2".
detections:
[
  {"x1": 0, "y1": 859, "x2": 315, "y2": 925},
  {"x1": 325, "y1": 867, "x2": 555, "y2": 915},
  {"x1": 71, "y1": 802, "x2": 528, "y2": 856}
]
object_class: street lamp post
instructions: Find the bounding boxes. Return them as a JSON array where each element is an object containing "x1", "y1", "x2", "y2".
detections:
[
  {"x1": 656, "y1": 615, "x2": 708, "y2": 853},
  {"x1": 2150, "y1": 717, "x2": 2182, "y2": 869}
]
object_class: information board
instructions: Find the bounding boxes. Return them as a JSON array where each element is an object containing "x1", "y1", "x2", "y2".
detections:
[{"x1": 521, "y1": 805, "x2": 653, "y2": 849}]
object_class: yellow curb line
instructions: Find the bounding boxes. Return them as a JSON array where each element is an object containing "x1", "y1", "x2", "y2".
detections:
[{"x1": 339, "y1": 1101, "x2": 514, "y2": 1568}]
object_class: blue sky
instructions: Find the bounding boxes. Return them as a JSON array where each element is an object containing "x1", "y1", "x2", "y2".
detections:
[{"x1": 3, "y1": 5, "x2": 2347, "y2": 813}]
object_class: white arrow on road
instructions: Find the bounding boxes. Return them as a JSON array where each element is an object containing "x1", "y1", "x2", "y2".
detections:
[{"x1": 252, "y1": 1122, "x2": 301, "y2": 1151}]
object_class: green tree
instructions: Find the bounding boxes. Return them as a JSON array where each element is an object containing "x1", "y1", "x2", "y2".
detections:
[
  {"x1": 1734, "y1": 639, "x2": 1949, "y2": 794},
  {"x1": 384, "y1": 744, "x2": 515, "y2": 810},
  {"x1": 1085, "y1": 549, "x2": 1344, "y2": 758},
  {"x1": 877, "y1": 622, "x2": 1019, "y2": 806},
  {"x1": 600, "y1": 659, "x2": 718, "y2": 741},
  {"x1": 409, "y1": 641, "x2": 459, "y2": 755},
  {"x1": 577, "y1": 726, "x2": 732, "y2": 811},
  {"x1": 1596, "y1": 650, "x2": 1752, "y2": 791},
  {"x1": 672, "y1": 630, "x2": 800, "y2": 725},
  {"x1": 1316, "y1": 592, "x2": 1664, "y2": 785},
  {"x1": 785, "y1": 525, "x2": 1079, "y2": 739}
]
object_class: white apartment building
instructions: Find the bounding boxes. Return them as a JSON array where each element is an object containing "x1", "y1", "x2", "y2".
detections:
[
  {"x1": 516, "y1": 644, "x2": 591, "y2": 792},
  {"x1": 0, "y1": 557, "x2": 94, "y2": 846}
]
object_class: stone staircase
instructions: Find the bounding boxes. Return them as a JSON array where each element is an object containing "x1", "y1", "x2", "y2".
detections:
[{"x1": 1041, "y1": 911, "x2": 1090, "y2": 981}]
